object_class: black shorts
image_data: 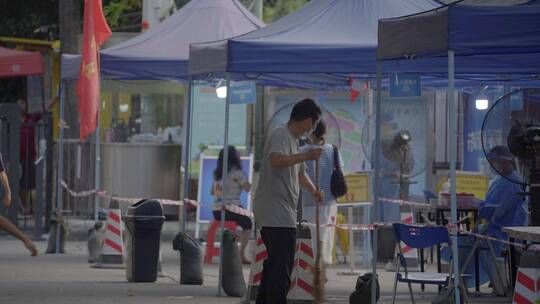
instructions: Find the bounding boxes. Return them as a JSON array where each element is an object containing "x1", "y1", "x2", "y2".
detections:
[{"x1": 212, "y1": 209, "x2": 252, "y2": 230}]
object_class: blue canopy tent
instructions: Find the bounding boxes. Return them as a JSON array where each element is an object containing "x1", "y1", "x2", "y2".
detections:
[
  {"x1": 189, "y1": 0, "x2": 540, "y2": 301},
  {"x1": 61, "y1": 0, "x2": 263, "y2": 81},
  {"x1": 188, "y1": 0, "x2": 446, "y2": 301},
  {"x1": 377, "y1": 3, "x2": 540, "y2": 302},
  {"x1": 57, "y1": 1, "x2": 264, "y2": 294},
  {"x1": 56, "y1": 0, "x2": 263, "y2": 241},
  {"x1": 189, "y1": 0, "x2": 441, "y2": 88},
  {"x1": 189, "y1": 0, "x2": 540, "y2": 88}
]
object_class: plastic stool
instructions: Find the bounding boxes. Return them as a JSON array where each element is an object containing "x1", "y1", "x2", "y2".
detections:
[{"x1": 204, "y1": 220, "x2": 238, "y2": 264}]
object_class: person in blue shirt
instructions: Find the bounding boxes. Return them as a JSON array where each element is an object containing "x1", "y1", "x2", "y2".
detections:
[
  {"x1": 447, "y1": 145, "x2": 528, "y2": 290},
  {"x1": 482, "y1": 145, "x2": 528, "y2": 245},
  {"x1": 478, "y1": 146, "x2": 527, "y2": 290}
]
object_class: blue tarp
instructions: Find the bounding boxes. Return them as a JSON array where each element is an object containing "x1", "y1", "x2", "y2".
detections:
[
  {"x1": 61, "y1": 0, "x2": 263, "y2": 80},
  {"x1": 378, "y1": 4, "x2": 540, "y2": 77},
  {"x1": 189, "y1": 0, "x2": 441, "y2": 83}
]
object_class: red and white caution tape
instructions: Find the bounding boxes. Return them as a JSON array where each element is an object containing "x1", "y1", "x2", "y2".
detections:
[
  {"x1": 224, "y1": 204, "x2": 253, "y2": 218},
  {"x1": 379, "y1": 197, "x2": 431, "y2": 208},
  {"x1": 214, "y1": 203, "x2": 254, "y2": 218},
  {"x1": 59, "y1": 180, "x2": 540, "y2": 253},
  {"x1": 300, "y1": 221, "x2": 383, "y2": 231},
  {"x1": 60, "y1": 180, "x2": 104, "y2": 197},
  {"x1": 59, "y1": 179, "x2": 195, "y2": 207},
  {"x1": 183, "y1": 199, "x2": 200, "y2": 208},
  {"x1": 299, "y1": 219, "x2": 540, "y2": 253},
  {"x1": 453, "y1": 228, "x2": 540, "y2": 253}
]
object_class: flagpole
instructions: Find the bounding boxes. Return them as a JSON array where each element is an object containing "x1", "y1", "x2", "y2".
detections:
[{"x1": 94, "y1": 115, "x2": 101, "y2": 222}]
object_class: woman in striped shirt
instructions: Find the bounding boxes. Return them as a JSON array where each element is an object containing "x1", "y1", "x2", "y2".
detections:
[{"x1": 300, "y1": 120, "x2": 343, "y2": 264}]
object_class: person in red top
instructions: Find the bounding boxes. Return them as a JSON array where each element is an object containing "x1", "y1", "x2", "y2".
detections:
[{"x1": 17, "y1": 96, "x2": 58, "y2": 215}]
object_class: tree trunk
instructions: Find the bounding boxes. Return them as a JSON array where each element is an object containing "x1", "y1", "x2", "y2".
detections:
[{"x1": 59, "y1": 0, "x2": 81, "y2": 139}]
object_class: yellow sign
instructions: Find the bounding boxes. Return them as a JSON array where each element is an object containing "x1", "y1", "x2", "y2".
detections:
[
  {"x1": 438, "y1": 171, "x2": 489, "y2": 200},
  {"x1": 456, "y1": 173, "x2": 489, "y2": 200},
  {"x1": 337, "y1": 173, "x2": 371, "y2": 204}
]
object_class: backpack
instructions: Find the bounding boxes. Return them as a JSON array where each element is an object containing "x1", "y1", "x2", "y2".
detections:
[
  {"x1": 330, "y1": 145, "x2": 348, "y2": 198},
  {"x1": 349, "y1": 273, "x2": 380, "y2": 304}
]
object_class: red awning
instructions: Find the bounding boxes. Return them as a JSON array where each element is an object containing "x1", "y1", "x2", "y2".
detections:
[{"x1": 0, "y1": 46, "x2": 43, "y2": 78}]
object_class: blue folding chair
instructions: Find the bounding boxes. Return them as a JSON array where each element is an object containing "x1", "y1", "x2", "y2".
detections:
[
  {"x1": 391, "y1": 223, "x2": 469, "y2": 304},
  {"x1": 423, "y1": 190, "x2": 437, "y2": 203}
]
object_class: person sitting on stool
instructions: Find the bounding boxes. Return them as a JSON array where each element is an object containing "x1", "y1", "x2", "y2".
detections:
[{"x1": 212, "y1": 145, "x2": 252, "y2": 264}]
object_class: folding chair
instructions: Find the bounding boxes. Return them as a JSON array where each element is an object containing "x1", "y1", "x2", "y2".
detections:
[
  {"x1": 391, "y1": 223, "x2": 469, "y2": 304},
  {"x1": 423, "y1": 190, "x2": 437, "y2": 203},
  {"x1": 459, "y1": 204, "x2": 509, "y2": 296}
]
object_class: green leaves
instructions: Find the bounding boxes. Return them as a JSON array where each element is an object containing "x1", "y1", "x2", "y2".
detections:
[
  {"x1": 0, "y1": 0, "x2": 58, "y2": 39},
  {"x1": 262, "y1": 0, "x2": 309, "y2": 23},
  {"x1": 103, "y1": 0, "x2": 141, "y2": 31}
]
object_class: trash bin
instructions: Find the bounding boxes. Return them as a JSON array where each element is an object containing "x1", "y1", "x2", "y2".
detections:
[{"x1": 125, "y1": 199, "x2": 165, "y2": 282}]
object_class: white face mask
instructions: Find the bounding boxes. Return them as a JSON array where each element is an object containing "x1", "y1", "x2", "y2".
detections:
[{"x1": 302, "y1": 124, "x2": 317, "y2": 140}]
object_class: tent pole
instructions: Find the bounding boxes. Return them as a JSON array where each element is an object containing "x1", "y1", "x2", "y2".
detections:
[
  {"x1": 448, "y1": 49, "x2": 461, "y2": 304},
  {"x1": 371, "y1": 62, "x2": 382, "y2": 304},
  {"x1": 181, "y1": 77, "x2": 194, "y2": 233},
  {"x1": 217, "y1": 74, "x2": 231, "y2": 296},
  {"x1": 55, "y1": 80, "x2": 66, "y2": 254}
]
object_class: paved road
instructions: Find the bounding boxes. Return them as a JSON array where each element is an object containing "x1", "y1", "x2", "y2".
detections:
[{"x1": 0, "y1": 235, "x2": 510, "y2": 304}]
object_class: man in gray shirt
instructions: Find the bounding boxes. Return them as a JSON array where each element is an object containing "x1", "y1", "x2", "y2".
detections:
[{"x1": 253, "y1": 98, "x2": 323, "y2": 304}]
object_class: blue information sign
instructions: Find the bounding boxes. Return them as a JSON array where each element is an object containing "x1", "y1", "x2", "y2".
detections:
[
  {"x1": 231, "y1": 81, "x2": 256, "y2": 104},
  {"x1": 389, "y1": 74, "x2": 421, "y2": 98}
]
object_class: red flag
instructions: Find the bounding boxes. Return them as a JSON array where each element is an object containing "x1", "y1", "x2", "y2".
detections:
[
  {"x1": 348, "y1": 78, "x2": 369, "y2": 103},
  {"x1": 77, "y1": 0, "x2": 111, "y2": 141}
]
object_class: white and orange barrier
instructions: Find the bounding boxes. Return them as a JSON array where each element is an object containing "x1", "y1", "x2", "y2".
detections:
[
  {"x1": 513, "y1": 252, "x2": 540, "y2": 304},
  {"x1": 92, "y1": 208, "x2": 124, "y2": 268},
  {"x1": 287, "y1": 226, "x2": 315, "y2": 304},
  {"x1": 243, "y1": 230, "x2": 268, "y2": 304}
]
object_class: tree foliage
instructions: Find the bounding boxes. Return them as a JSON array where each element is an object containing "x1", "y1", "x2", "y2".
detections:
[
  {"x1": 0, "y1": 0, "x2": 58, "y2": 39},
  {"x1": 0, "y1": 0, "x2": 310, "y2": 40},
  {"x1": 102, "y1": 0, "x2": 309, "y2": 31},
  {"x1": 103, "y1": 0, "x2": 142, "y2": 31},
  {"x1": 262, "y1": 0, "x2": 309, "y2": 23},
  {"x1": 237, "y1": 0, "x2": 309, "y2": 22},
  {"x1": 0, "y1": 0, "x2": 58, "y2": 103}
]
